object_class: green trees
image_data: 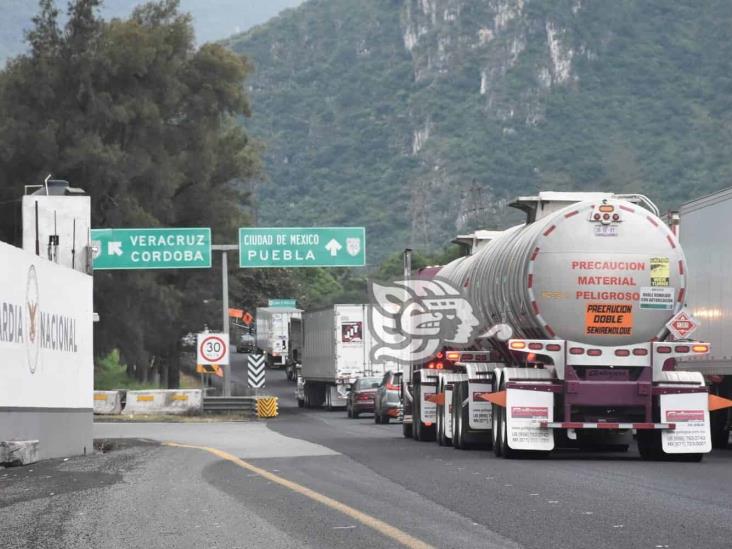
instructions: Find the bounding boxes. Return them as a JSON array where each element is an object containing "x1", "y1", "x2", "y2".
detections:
[{"x1": 0, "y1": 0, "x2": 260, "y2": 383}]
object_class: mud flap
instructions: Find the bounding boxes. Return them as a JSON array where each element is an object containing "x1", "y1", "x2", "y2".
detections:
[
  {"x1": 506, "y1": 388, "x2": 555, "y2": 451},
  {"x1": 661, "y1": 392, "x2": 712, "y2": 454},
  {"x1": 445, "y1": 386, "x2": 453, "y2": 438},
  {"x1": 468, "y1": 382, "x2": 493, "y2": 430},
  {"x1": 421, "y1": 384, "x2": 437, "y2": 424}
]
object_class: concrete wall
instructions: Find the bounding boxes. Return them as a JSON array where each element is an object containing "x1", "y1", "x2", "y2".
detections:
[
  {"x1": 0, "y1": 240, "x2": 94, "y2": 459},
  {"x1": 22, "y1": 194, "x2": 92, "y2": 274}
]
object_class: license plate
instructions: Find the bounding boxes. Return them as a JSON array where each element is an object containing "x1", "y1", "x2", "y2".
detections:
[{"x1": 593, "y1": 224, "x2": 618, "y2": 237}]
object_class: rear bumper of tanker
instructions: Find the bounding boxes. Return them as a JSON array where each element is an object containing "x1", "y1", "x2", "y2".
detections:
[{"x1": 496, "y1": 338, "x2": 714, "y2": 458}]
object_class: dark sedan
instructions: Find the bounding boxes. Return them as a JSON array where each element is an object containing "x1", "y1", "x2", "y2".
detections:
[{"x1": 346, "y1": 377, "x2": 381, "y2": 418}]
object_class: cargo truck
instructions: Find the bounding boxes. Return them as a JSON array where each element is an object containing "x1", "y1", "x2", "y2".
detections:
[
  {"x1": 255, "y1": 307, "x2": 302, "y2": 369},
  {"x1": 300, "y1": 304, "x2": 389, "y2": 410},
  {"x1": 677, "y1": 187, "x2": 732, "y2": 448},
  {"x1": 401, "y1": 191, "x2": 714, "y2": 460}
]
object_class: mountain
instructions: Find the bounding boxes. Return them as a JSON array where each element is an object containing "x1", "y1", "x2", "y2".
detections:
[
  {"x1": 0, "y1": 0, "x2": 303, "y2": 65},
  {"x1": 227, "y1": 0, "x2": 732, "y2": 263}
]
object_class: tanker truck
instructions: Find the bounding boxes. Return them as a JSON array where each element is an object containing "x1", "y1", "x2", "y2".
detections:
[{"x1": 401, "y1": 191, "x2": 715, "y2": 460}]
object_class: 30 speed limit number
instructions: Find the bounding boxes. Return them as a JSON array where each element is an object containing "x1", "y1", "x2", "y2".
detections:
[{"x1": 197, "y1": 333, "x2": 230, "y2": 365}]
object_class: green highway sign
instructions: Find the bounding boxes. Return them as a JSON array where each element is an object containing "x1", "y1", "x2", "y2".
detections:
[
  {"x1": 91, "y1": 228, "x2": 212, "y2": 270},
  {"x1": 269, "y1": 298, "x2": 297, "y2": 308},
  {"x1": 239, "y1": 227, "x2": 366, "y2": 268}
]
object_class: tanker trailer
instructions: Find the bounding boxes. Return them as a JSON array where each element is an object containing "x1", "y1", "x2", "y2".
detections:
[{"x1": 426, "y1": 192, "x2": 713, "y2": 459}]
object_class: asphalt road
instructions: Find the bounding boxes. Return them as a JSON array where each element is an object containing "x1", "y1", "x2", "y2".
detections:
[{"x1": 3, "y1": 355, "x2": 732, "y2": 548}]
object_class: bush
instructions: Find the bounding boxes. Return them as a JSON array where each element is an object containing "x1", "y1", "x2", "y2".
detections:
[{"x1": 94, "y1": 349, "x2": 156, "y2": 390}]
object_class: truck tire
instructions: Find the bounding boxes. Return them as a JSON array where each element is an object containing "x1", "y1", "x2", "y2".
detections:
[
  {"x1": 297, "y1": 398, "x2": 304, "y2": 408},
  {"x1": 452, "y1": 383, "x2": 464, "y2": 449},
  {"x1": 492, "y1": 403, "x2": 502, "y2": 457},
  {"x1": 413, "y1": 384, "x2": 422, "y2": 441},
  {"x1": 403, "y1": 419, "x2": 413, "y2": 438},
  {"x1": 710, "y1": 407, "x2": 730, "y2": 449},
  {"x1": 436, "y1": 391, "x2": 446, "y2": 446},
  {"x1": 637, "y1": 430, "x2": 663, "y2": 461},
  {"x1": 499, "y1": 381, "x2": 518, "y2": 459},
  {"x1": 382, "y1": 414, "x2": 390, "y2": 424}
]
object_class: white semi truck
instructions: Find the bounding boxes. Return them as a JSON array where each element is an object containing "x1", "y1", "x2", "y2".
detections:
[
  {"x1": 300, "y1": 304, "x2": 390, "y2": 410},
  {"x1": 677, "y1": 187, "x2": 732, "y2": 448},
  {"x1": 255, "y1": 307, "x2": 302, "y2": 368}
]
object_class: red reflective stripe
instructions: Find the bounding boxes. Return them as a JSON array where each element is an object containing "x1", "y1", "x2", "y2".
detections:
[
  {"x1": 633, "y1": 423, "x2": 656, "y2": 429},
  {"x1": 532, "y1": 301, "x2": 540, "y2": 314},
  {"x1": 564, "y1": 210, "x2": 579, "y2": 218},
  {"x1": 646, "y1": 216, "x2": 659, "y2": 227},
  {"x1": 545, "y1": 325, "x2": 556, "y2": 337},
  {"x1": 677, "y1": 288, "x2": 686, "y2": 304},
  {"x1": 543, "y1": 225, "x2": 556, "y2": 236},
  {"x1": 678, "y1": 260, "x2": 685, "y2": 275},
  {"x1": 666, "y1": 234, "x2": 676, "y2": 249},
  {"x1": 530, "y1": 247, "x2": 540, "y2": 260},
  {"x1": 619, "y1": 205, "x2": 635, "y2": 213},
  {"x1": 527, "y1": 274, "x2": 533, "y2": 288},
  {"x1": 563, "y1": 422, "x2": 584, "y2": 429},
  {"x1": 596, "y1": 423, "x2": 620, "y2": 429}
]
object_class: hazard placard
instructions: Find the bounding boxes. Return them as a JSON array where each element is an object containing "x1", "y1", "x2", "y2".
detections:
[
  {"x1": 666, "y1": 309, "x2": 699, "y2": 340},
  {"x1": 197, "y1": 333, "x2": 230, "y2": 366},
  {"x1": 585, "y1": 303, "x2": 633, "y2": 336}
]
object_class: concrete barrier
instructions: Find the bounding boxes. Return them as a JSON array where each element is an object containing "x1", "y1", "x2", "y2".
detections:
[
  {"x1": 0, "y1": 440, "x2": 39, "y2": 466},
  {"x1": 123, "y1": 390, "x2": 202, "y2": 415},
  {"x1": 93, "y1": 391, "x2": 123, "y2": 415}
]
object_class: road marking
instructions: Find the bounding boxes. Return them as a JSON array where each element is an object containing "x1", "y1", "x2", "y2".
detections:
[{"x1": 164, "y1": 442, "x2": 433, "y2": 549}]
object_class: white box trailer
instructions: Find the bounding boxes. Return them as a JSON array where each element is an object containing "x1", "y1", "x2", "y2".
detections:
[
  {"x1": 678, "y1": 187, "x2": 732, "y2": 447},
  {"x1": 300, "y1": 304, "x2": 391, "y2": 410},
  {"x1": 255, "y1": 307, "x2": 302, "y2": 368}
]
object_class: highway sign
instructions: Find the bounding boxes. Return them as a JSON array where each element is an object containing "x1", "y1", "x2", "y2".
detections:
[
  {"x1": 248, "y1": 353, "x2": 266, "y2": 388},
  {"x1": 90, "y1": 228, "x2": 211, "y2": 270},
  {"x1": 269, "y1": 298, "x2": 297, "y2": 308},
  {"x1": 666, "y1": 309, "x2": 699, "y2": 340},
  {"x1": 197, "y1": 332, "x2": 230, "y2": 366},
  {"x1": 239, "y1": 227, "x2": 365, "y2": 268}
]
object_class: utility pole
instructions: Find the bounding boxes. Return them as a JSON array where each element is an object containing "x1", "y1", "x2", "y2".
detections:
[{"x1": 213, "y1": 244, "x2": 237, "y2": 396}]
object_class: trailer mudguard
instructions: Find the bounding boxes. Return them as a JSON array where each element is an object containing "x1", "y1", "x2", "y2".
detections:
[
  {"x1": 420, "y1": 383, "x2": 437, "y2": 424},
  {"x1": 505, "y1": 368, "x2": 555, "y2": 451},
  {"x1": 660, "y1": 391, "x2": 711, "y2": 454},
  {"x1": 444, "y1": 385, "x2": 453, "y2": 438},
  {"x1": 468, "y1": 381, "x2": 493, "y2": 430}
]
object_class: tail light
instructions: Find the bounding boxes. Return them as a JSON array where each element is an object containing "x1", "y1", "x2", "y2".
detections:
[
  {"x1": 510, "y1": 341, "x2": 527, "y2": 350},
  {"x1": 528, "y1": 342, "x2": 543, "y2": 350},
  {"x1": 587, "y1": 349, "x2": 602, "y2": 356},
  {"x1": 675, "y1": 345, "x2": 690, "y2": 353},
  {"x1": 546, "y1": 344, "x2": 561, "y2": 352},
  {"x1": 461, "y1": 353, "x2": 474, "y2": 361},
  {"x1": 633, "y1": 348, "x2": 648, "y2": 356},
  {"x1": 614, "y1": 349, "x2": 630, "y2": 357},
  {"x1": 599, "y1": 205, "x2": 614, "y2": 213},
  {"x1": 692, "y1": 344, "x2": 709, "y2": 353},
  {"x1": 356, "y1": 393, "x2": 373, "y2": 401},
  {"x1": 435, "y1": 362, "x2": 444, "y2": 370},
  {"x1": 569, "y1": 347, "x2": 585, "y2": 355},
  {"x1": 386, "y1": 383, "x2": 400, "y2": 391},
  {"x1": 446, "y1": 351, "x2": 461, "y2": 361}
]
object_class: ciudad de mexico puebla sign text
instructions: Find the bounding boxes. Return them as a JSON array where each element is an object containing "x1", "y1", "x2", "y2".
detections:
[{"x1": 239, "y1": 227, "x2": 366, "y2": 268}]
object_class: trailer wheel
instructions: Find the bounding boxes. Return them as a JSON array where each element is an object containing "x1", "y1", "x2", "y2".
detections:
[
  {"x1": 637, "y1": 430, "x2": 663, "y2": 461},
  {"x1": 402, "y1": 418, "x2": 413, "y2": 438},
  {"x1": 374, "y1": 412, "x2": 382, "y2": 424},
  {"x1": 492, "y1": 404, "x2": 502, "y2": 457},
  {"x1": 413, "y1": 384, "x2": 422, "y2": 441},
  {"x1": 452, "y1": 384, "x2": 463, "y2": 449},
  {"x1": 436, "y1": 392, "x2": 446, "y2": 446},
  {"x1": 382, "y1": 414, "x2": 390, "y2": 424},
  {"x1": 710, "y1": 408, "x2": 730, "y2": 449},
  {"x1": 297, "y1": 398, "x2": 304, "y2": 408}
]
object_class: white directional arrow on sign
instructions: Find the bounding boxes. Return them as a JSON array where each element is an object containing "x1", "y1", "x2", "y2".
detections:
[
  {"x1": 108, "y1": 241, "x2": 123, "y2": 256},
  {"x1": 325, "y1": 239, "x2": 342, "y2": 256}
]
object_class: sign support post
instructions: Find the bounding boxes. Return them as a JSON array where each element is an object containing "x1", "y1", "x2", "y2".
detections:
[{"x1": 213, "y1": 244, "x2": 237, "y2": 396}]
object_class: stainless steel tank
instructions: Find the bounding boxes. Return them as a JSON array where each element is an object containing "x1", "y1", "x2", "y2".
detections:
[{"x1": 439, "y1": 198, "x2": 686, "y2": 346}]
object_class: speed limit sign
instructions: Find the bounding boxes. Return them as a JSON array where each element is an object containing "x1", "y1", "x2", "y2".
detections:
[{"x1": 197, "y1": 333, "x2": 230, "y2": 366}]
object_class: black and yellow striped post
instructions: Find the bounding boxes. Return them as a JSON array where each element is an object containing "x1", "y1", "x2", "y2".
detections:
[{"x1": 256, "y1": 396, "x2": 278, "y2": 418}]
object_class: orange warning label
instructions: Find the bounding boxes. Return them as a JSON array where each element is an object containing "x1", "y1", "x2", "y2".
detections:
[{"x1": 585, "y1": 303, "x2": 633, "y2": 336}]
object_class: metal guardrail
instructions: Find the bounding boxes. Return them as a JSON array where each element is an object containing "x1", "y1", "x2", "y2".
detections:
[{"x1": 202, "y1": 396, "x2": 258, "y2": 413}]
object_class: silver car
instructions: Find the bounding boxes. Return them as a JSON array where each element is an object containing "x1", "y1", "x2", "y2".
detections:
[{"x1": 374, "y1": 371, "x2": 402, "y2": 424}]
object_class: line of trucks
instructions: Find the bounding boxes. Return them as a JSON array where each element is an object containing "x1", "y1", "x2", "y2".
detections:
[{"x1": 258, "y1": 188, "x2": 732, "y2": 461}]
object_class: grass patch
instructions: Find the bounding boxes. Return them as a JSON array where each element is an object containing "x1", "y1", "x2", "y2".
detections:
[{"x1": 95, "y1": 349, "x2": 158, "y2": 390}]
